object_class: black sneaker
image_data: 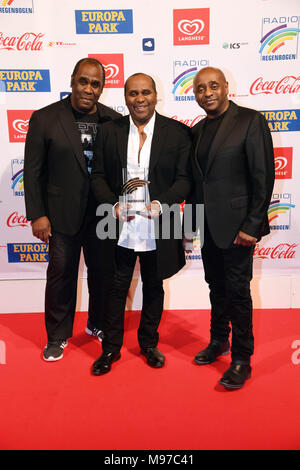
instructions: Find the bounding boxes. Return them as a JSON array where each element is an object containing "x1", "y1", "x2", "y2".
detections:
[
  {"x1": 85, "y1": 320, "x2": 104, "y2": 342},
  {"x1": 43, "y1": 340, "x2": 68, "y2": 362}
]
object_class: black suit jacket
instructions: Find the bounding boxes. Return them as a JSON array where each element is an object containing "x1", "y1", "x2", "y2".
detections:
[
  {"x1": 91, "y1": 112, "x2": 192, "y2": 279},
  {"x1": 189, "y1": 101, "x2": 275, "y2": 248},
  {"x1": 24, "y1": 96, "x2": 120, "y2": 235}
]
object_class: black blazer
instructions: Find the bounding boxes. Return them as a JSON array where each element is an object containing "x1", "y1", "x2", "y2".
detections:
[
  {"x1": 189, "y1": 101, "x2": 275, "y2": 248},
  {"x1": 91, "y1": 112, "x2": 192, "y2": 279},
  {"x1": 24, "y1": 96, "x2": 120, "y2": 235}
]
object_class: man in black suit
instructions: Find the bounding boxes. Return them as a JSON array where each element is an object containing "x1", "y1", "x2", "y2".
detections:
[
  {"x1": 184, "y1": 67, "x2": 274, "y2": 389},
  {"x1": 90, "y1": 73, "x2": 192, "y2": 375},
  {"x1": 24, "y1": 58, "x2": 120, "y2": 361}
]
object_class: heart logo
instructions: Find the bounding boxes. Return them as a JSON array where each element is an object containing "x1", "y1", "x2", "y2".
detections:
[
  {"x1": 178, "y1": 19, "x2": 205, "y2": 36},
  {"x1": 13, "y1": 119, "x2": 29, "y2": 134},
  {"x1": 104, "y1": 64, "x2": 119, "y2": 79}
]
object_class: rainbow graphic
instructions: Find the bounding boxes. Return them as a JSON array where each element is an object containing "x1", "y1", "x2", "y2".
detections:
[
  {"x1": 260, "y1": 24, "x2": 300, "y2": 55},
  {"x1": 172, "y1": 67, "x2": 197, "y2": 96},
  {"x1": 268, "y1": 199, "x2": 295, "y2": 224},
  {"x1": 11, "y1": 169, "x2": 24, "y2": 193},
  {"x1": 2, "y1": 0, "x2": 14, "y2": 5}
]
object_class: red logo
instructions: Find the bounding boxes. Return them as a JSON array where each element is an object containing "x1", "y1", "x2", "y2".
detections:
[
  {"x1": 171, "y1": 114, "x2": 206, "y2": 127},
  {"x1": 7, "y1": 212, "x2": 31, "y2": 228},
  {"x1": 0, "y1": 32, "x2": 44, "y2": 51},
  {"x1": 173, "y1": 9, "x2": 210, "y2": 46},
  {"x1": 7, "y1": 110, "x2": 34, "y2": 142},
  {"x1": 274, "y1": 147, "x2": 293, "y2": 179},
  {"x1": 253, "y1": 243, "x2": 297, "y2": 260},
  {"x1": 250, "y1": 76, "x2": 300, "y2": 95},
  {"x1": 88, "y1": 53, "x2": 124, "y2": 88}
]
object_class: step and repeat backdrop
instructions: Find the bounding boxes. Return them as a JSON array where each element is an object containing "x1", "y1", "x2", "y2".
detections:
[{"x1": 0, "y1": 0, "x2": 299, "y2": 283}]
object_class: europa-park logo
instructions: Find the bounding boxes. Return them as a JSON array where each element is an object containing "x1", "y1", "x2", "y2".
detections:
[{"x1": 0, "y1": 32, "x2": 44, "y2": 51}]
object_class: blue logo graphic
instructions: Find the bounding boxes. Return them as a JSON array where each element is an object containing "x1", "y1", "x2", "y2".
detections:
[
  {"x1": 260, "y1": 109, "x2": 300, "y2": 132},
  {"x1": 143, "y1": 38, "x2": 155, "y2": 52},
  {"x1": 60, "y1": 91, "x2": 70, "y2": 100},
  {"x1": 0, "y1": 69, "x2": 50, "y2": 92},
  {"x1": 7, "y1": 243, "x2": 49, "y2": 263},
  {"x1": 75, "y1": 10, "x2": 133, "y2": 34}
]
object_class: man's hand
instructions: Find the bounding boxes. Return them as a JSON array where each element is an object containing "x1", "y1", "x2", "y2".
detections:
[
  {"x1": 31, "y1": 216, "x2": 52, "y2": 243},
  {"x1": 140, "y1": 201, "x2": 161, "y2": 219},
  {"x1": 234, "y1": 230, "x2": 257, "y2": 247},
  {"x1": 114, "y1": 202, "x2": 135, "y2": 222}
]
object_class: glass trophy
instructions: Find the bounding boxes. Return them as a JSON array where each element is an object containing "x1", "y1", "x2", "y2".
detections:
[{"x1": 121, "y1": 167, "x2": 150, "y2": 216}]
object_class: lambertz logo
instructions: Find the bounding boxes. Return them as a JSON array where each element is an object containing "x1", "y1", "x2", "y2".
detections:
[
  {"x1": 0, "y1": 69, "x2": 50, "y2": 92},
  {"x1": 253, "y1": 242, "x2": 297, "y2": 260},
  {"x1": 7, "y1": 243, "x2": 48, "y2": 262},
  {"x1": 173, "y1": 8, "x2": 209, "y2": 45},
  {"x1": 274, "y1": 147, "x2": 292, "y2": 179},
  {"x1": 88, "y1": 53, "x2": 124, "y2": 88},
  {"x1": 260, "y1": 109, "x2": 300, "y2": 132},
  {"x1": 260, "y1": 16, "x2": 300, "y2": 61},
  {"x1": 75, "y1": 10, "x2": 133, "y2": 34},
  {"x1": 7, "y1": 110, "x2": 33, "y2": 142},
  {"x1": 172, "y1": 59, "x2": 209, "y2": 101},
  {"x1": 250, "y1": 75, "x2": 300, "y2": 95},
  {"x1": 268, "y1": 193, "x2": 295, "y2": 231},
  {"x1": 11, "y1": 158, "x2": 24, "y2": 196},
  {"x1": 0, "y1": 0, "x2": 33, "y2": 14},
  {"x1": 0, "y1": 32, "x2": 43, "y2": 50}
]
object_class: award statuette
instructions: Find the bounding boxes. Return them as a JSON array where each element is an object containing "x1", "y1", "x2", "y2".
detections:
[{"x1": 121, "y1": 167, "x2": 150, "y2": 216}]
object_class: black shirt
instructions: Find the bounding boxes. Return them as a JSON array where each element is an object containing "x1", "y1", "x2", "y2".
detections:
[
  {"x1": 72, "y1": 108, "x2": 99, "y2": 175},
  {"x1": 197, "y1": 109, "x2": 228, "y2": 174}
]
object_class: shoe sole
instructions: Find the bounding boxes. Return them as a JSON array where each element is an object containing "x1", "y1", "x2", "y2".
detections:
[
  {"x1": 43, "y1": 341, "x2": 68, "y2": 362},
  {"x1": 92, "y1": 353, "x2": 121, "y2": 376},
  {"x1": 219, "y1": 371, "x2": 251, "y2": 389},
  {"x1": 85, "y1": 327, "x2": 103, "y2": 342},
  {"x1": 194, "y1": 348, "x2": 230, "y2": 365}
]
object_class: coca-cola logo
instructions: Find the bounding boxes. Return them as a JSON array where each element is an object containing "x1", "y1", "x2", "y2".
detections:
[
  {"x1": 0, "y1": 32, "x2": 44, "y2": 51},
  {"x1": 253, "y1": 243, "x2": 297, "y2": 260},
  {"x1": 171, "y1": 115, "x2": 206, "y2": 127},
  {"x1": 7, "y1": 212, "x2": 31, "y2": 228},
  {"x1": 250, "y1": 76, "x2": 300, "y2": 95}
]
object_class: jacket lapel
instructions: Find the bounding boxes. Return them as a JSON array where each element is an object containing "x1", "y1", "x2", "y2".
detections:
[
  {"x1": 58, "y1": 97, "x2": 88, "y2": 176},
  {"x1": 149, "y1": 113, "x2": 168, "y2": 176},
  {"x1": 205, "y1": 101, "x2": 239, "y2": 175},
  {"x1": 116, "y1": 116, "x2": 129, "y2": 169},
  {"x1": 193, "y1": 118, "x2": 206, "y2": 178}
]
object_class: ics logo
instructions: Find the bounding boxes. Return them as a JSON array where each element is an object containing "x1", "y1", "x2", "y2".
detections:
[
  {"x1": 7, "y1": 243, "x2": 48, "y2": 262},
  {"x1": 173, "y1": 8, "x2": 209, "y2": 45},
  {"x1": 274, "y1": 147, "x2": 293, "y2": 179},
  {"x1": 88, "y1": 53, "x2": 124, "y2": 88},
  {"x1": 0, "y1": 69, "x2": 50, "y2": 92},
  {"x1": 268, "y1": 193, "x2": 295, "y2": 230},
  {"x1": 260, "y1": 15, "x2": 300, "y2": 61},
  {"x1": 75, "y1": 10, "x2": 133, "y2": 34},
  {"x1": 7, "y1": 110, "x2": 33, "y2": 142},
  {"x1": 11, "y1": 158, "x2": 24, "y2": 196}
]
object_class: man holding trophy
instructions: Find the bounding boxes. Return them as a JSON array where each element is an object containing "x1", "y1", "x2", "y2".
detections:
[{"x1": 91, "y1": 73, "x2": 192, "y2": 375}]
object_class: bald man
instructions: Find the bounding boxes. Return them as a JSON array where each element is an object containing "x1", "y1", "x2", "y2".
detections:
[{"x1": 184, "y1": 67, "x2": 274, "y2": 389}]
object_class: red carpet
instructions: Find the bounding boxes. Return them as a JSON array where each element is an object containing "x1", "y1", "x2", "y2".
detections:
[{"x1": 0, "y1": 308, "x2": 299, "y2": 450}]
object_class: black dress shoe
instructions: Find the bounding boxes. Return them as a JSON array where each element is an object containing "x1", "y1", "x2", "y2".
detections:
[
  {"x1": 219, "y1": 363, "x2": 251, "y2": 389},
  {"x1": 194, "y1": 340, "x2": 230, "y2": 365},
  {"x1": 92, "y1": 351, "x2": 121, "y2": 376},
  {"x1": 141, "y1": 347, "x2": 165, "y2": 368}
]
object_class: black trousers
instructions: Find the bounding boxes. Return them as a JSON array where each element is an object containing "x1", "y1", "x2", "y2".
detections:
[
  {"x1": 201, "y1": 222, "x2": 254, "y2": 364},
  {"x1": 45, "y1": 203, "x2": 113, "y2": 342},
  {"x1": 102, "y1": 246, "x2": 164, "y2": 353}
]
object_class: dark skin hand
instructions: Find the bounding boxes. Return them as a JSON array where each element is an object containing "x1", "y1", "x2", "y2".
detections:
[{"x1": 31, "y1": 216, "x2": 52, "y2": 243}]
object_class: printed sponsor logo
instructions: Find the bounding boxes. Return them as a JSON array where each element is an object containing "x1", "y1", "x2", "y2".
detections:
[
  {"x1": 250, "y1": 75, "x2": 300, "y2": 95},
  {"x1": 0, "y1": 32, "x2": 43, "y2": 50},
  {"x1": 7, "y1": 110, "x2": 33, "y2": 142},
  {"x1": 88, "y1": 53, "x2": 124, "y2": 88},
  {"x1": 268, "y1": 193, "x2": 295, "y2": 230},
  {"x1": 260, "y1": 15, "x2": 300, "y2": 61},
  {"x1": 274, "y1": 147, "x2": 293, "y2": 179},
  {"x1": 222, "y1": 41, "x2": 248, "y2": 50},
  {"x1": 171, "y1": 114, "x2": 206, "y2": 127},
  {"x1": 260, "y1": 109, "x2": 300, "y2": 132},
  {"x1": 143, "y1": 38, "x2": 155, "y2": 52},
  {"x1": 47, "y1": 40, "x2": 76, "y2": 48},
  {"x1": 7, "y1": 211, "x2": 30, "y2": 228},
  {"x1": 7, "y1": 242, "x2": 48, "y2": 262},
  {"x1": 253, "y1": 243, "x2": 297, "y2": 260},
  {"x1": 11, "y1": 158, "x2": 24, "y2": 196},
  {"x1": 0, "y1": 69, "x2": 51, "y2": 92},
  {"x1": 173, "y1": 9, "x2": 210, "y2": 45},
  {"x1": 60, "y1": 91, "x2": 70, "y2": 100},
  {"x1": 75, "y1": 10, "x2": 133, "y2": 34},
  {"x1": 172, "y1": 59, "x2": 209, "y2": 101},
  {"x1": 0, "y1": 0, "x2": 33, "y2": 14}
]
